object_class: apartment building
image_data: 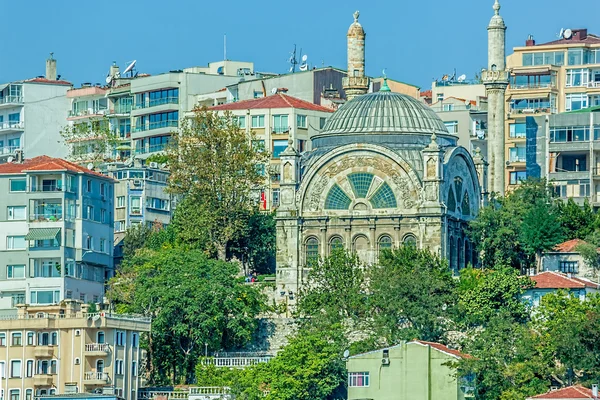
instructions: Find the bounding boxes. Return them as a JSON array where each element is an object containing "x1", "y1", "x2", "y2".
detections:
[
  {"x1": 0, "y1": 156, "x2": 115, "y2": 313},
  {"x1": 0, "y1": 301, "x2": 150, "y2": 400},
  {"x1": 505, "y1": 28, "x2": 600, "y2": 190},
  {"x1": 210, "y1": 93, "x2": 334, "y2": 209},
  {"x1": 0, "y1": 55, "x2": 72, "y2": 162}
]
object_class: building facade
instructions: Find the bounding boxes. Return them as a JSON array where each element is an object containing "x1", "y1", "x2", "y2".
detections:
[
  {"x1": 210, "y1": 93, "x2": 334, "y2": 210},
  {"x1": 505, "y1": 28, "x2": 600, "y2": 191},
  {"x1": 346, "y1": 341, "x2": 473, "y2": 400},
  {"x1": 0, "y1": 156, "x2": 114, "y2": 313},
  {"x1": 0, "y1": 55, "x2": 72, "y2": 162},
  {"x1": 523, "y1": 271, "x2": 599, "y2": 307},
  {"x1": 0, "y1": 301, "x2": 150, "y2": 400}
]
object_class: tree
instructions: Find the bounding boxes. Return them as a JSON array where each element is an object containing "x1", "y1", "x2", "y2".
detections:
[
  {"x1": 60, "y1": 117, "x2": 120, "y2": 163},
  {"x1": 576, "y1": 236, "x2": 600, "y2": 278},
  {"x1": 557, "y1": 198, "x2": 596, "y2": 240},
  {"x1": 519, "y1": 201, "x2": 564, "y2": 272},
  {"x1": 455, "y1": 267, "x2": 533, "y2": 328},
  {"x1": 107, "y1": 248, "x2": 265, "y2": 384},
  {"x1": 229, "y1": 210, "x2": 277, "y2": 274},
  {"x1": 121, "y1": 223, "x2": 153, "y2": 259},
  {"x1": 368, "y1": 245, "x2": 456, "y2": 343},
  {"x1": 166, "y1": 106, "x2": 269, "y2": 260}
]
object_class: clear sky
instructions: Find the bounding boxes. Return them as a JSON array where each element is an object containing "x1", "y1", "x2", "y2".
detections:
[{"x1": 0, "y1": 0, "x2": 598, "y2": 90}]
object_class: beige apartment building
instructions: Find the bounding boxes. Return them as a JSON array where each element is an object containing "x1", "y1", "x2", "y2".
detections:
[
  {"x1": 0, "y1": 301, "x2": 150, "y2": 400},
  {"x1": 505, "y1": 28, "x2": 600, "y2": 190},
  {"x1": 210, "y1": 92, "x2": 334, "y2": 209}
]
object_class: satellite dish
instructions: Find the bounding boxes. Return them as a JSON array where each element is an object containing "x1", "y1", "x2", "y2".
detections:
[
  {"x1": 457, "y1": 74, "x2": 467, "y2": 82},
  {"x1": 271, "y1": 87, "x2": 278, "y2": 94},
  {"x1": 105, "y1": 76, "x2": 112, "y2": 84},
  {"x1": 125, "y1": 158, "x2": 133, "y2": 167},
  {"x1": 564, "y1": 29, "x2": 573, "y2": 39},
  {"x1": 123, "y1": 60, "x2": 137, "y2": 75},
  {"x1": 301, "y1": 54, "x2": 308, "y2": 62},
  {"x1": 558, "y1": 28, "x2": 565, "y2": 38},
  {"x1": 7, "y1": 156, "x2": 14, "y2": 163},
  {"x1": 87, "y1": 163, "x2": 94, "y2": 170},
  {"x1": 343, "y1": 350, "x2": 350, "y2": 358},
  {"x1": 299, "y1": 64, "x2": 308, "y2": 71}
]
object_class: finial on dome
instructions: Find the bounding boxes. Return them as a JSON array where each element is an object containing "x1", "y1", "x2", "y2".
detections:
[
  {"x1": 353, "y1": 10, "x2": 360, "y2": 22},
  {"x1": 380, "y1": 77, "x2": 391, "y2": 92},
  {"x1": 493, "y1": 0, "x2": 500, "y2": 15},
  {"x1": 431, "y1": 133, "x2": 437, "y2": 142}
]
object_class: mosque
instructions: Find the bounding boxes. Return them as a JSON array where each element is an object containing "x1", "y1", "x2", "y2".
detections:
[{"x1": 275, "y1": 3, "x2": 506, "y2": 299}]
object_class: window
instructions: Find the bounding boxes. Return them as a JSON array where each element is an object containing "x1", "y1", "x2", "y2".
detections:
[
  {"x1": 566, "y1": 93, "x2": 589, "y2": 111},
  {"x1": 348, "y1": 173, "x2": 374, "y2": 198},
  {"x1": 509, "y1": 171, "x2": 527, "y2": 185},
  {"x1": 560, "y1": 261, "x2": 578, "y2": 273},
  {"x1": 443, "y1": 104, "x2": 454, "y2": 111},
  {"x1": 116, "y1": 196, "x2": 125, "y2": 208},
  {"x1": 0, "y1": 333, "x2": 4, "y2": 346},
  {"x1": 444, "y1": 121, "x2": 458, "y2": 134},
  {"x1": 30, "y1": 290, "x2": 60, "y2": 305},
  {"x1": 305, "y1": 237, "x2": 319, "y2": 265},
  {"x1": 86, "y1": 179, "x2": 92, "y2": 192},
  {"x1": 272, "y1": 189, "x2": 280, "y2": 207},
  {"x1": 10, "y1": 360, "x2": 21, "y2": 378},
  {"x1": 115, "y1": 220, "x2": 125, "y2": 232},
  {"x1": 522, "y1": 51, "x2": 564, "y2": 66},
  {"x1": 378, "y1": 235, "x2": 393, "y2": 254},
  {"x1": 11, "y1": 333, "x2": 22, "y2": 346},
  {"x1": 566, "y1": 69, "x2": 589, "y2": 87},
  {"x1": 237, "y1": 115, "x2": 246, "y2": 128},
  {"x1": 9, "y1": 390, "x2": 19, "y2": 400},
  {"x1": 86, "y1": 235, "x2": 93, "y2": 250},
  {"x1": 550, "y1": 126, "x2": 590, "y2": 143},
  {"x1": 25, "y1": 389, "x2": 32, "y2": 400},
  {"x1": 101, "y1": 209, "x2": 106, "y2": 223},
  {"x1": 297, "y1": 139, "x2": 306, "y2": 153},
  {"x1": 26, "y1": 360, "x2": 33, "y2": 377},
  {"x1": 7, "y1": 206, "x2": 26, "y2": 220},
  {"x1": 100, "y1": 239, "x2": 106, "y2": 253},
  {"x1": 11, "y1": 293, "x2": 25, "y2": 307},
  {"x1": 509, "y1": 123, "x2": 526, "y2": 138},
  {"x1": 85, "y1": 205, "x2": 94, "y2": 220},
  {"x1": 272, "y1": 139, "x2": 288, "y2": 158},
  {"x1": 330, "y1": 236, "x2": 344, "y2": 252},
  {"x1": 146, "y1": 197, "x2": 169, "y2": 211},
  {"x1": 9, "y1": 179, "x2": 26, "y2": 192},
  {"x1": 369, "y1": 183, "x2": 398, "y2": 209},
  {"x1": 348, "y1": 372, "x2": 370, "y2": 387},
  {"x1": 100, "y1": 183, "x2": 106, "y2": 198},
  {"x1": 132, "y1": 333, "x2": 138, "y2": 347},
  {"x1": 325, "y1": 184, "x2": 352, "y2": 210},
  {"x1": 251, "y1": 115, "x2": 265, "y2": 128},
  {"x1": 132, "y1": 361, "x2": 137, "y2": 376},
  {"x1": 319, "y1": 117, "x2": 326, "y2": 129},
  {"x1": 437, "y1": 93, "x2": 444, "y2": 101},
  {"x1": 272, "y1": 115, "x2": 289, "y2": 133},
  {"x1": 115, "y1": 359, "x2": 124, "y2": 375},
  {"x1": 509, "y1": 146, "x2": 526, "y2": 162},
  {"x1": 26, "y1": 332, "x2": 34, "y2": 346},
  {"x1": 297, "y1": 114, "x2": 307, "y2": 128},
  {"x1": 50, "y1": 360, "x2": 57, "y2": 374},
  {"x1": 0, "y1": 360, "x2": 4, "y2": 379},
  {"x1": 79, "y1": 293, "x2": 86, "y2": 302},
  {"x1": 7, "y1": 265, "x2": 25, "y2": 279},
  {"x1": 116, "y1": 331, "x2": 125, "y2": 346},
  {"x1": 7, "y1": 236, "x2": 26, "y2": 251},
  {"x1": 97, "y1": 331, "x2": 105, "y2": 344},
  {"x1": 131, "y1": 196, "x2": 141, "y2": 214},
  {"x1": 403, "y1": 234, "x2": 417, "y2": 247},
  {"x1": 253, "y1": 91, "x2": 263, "y2": 99}
]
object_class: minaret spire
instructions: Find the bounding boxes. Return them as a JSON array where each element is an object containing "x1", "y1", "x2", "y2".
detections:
[
  {"x1": 342, "y1": 11, "x2": 369, "y2": 100},
  {"x1": 493, "y1": 0, "x2": 500, "y2": 15}
]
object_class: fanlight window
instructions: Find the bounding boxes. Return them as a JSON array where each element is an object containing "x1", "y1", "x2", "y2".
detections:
[{"x1": 324, "y1": 173, "x2": 398, "y2": 210}]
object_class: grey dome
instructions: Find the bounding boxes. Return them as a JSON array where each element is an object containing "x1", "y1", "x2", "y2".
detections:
[{"x1": 318, "y1": 91, "x2": 449, "y2": 137}]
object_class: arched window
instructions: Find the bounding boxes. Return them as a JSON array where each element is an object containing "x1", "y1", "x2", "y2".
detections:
[
  {"x1": 378, "y1": 235, "x2": 393, "y2": 255},
  {"x1": 353, "y1": 235, "x2": 370, "y2": 261},
  {"x1": 96, "y1": 359, "x2": 104, "y2": 373},
  {"x1": 447, "y1": 188, "x2": 456, "y2": 212},
  {"x1": 329, "y1": 236, "x2": 344, "y2": 253},
  {"x1": 305, "y1": 237, "x2": 319, "y2": 266},
  {"x1": 324, "y1": 184, "x2": 352, "y2": 210},
  {"x1": 97, "y1": 331, "x2": 105, "y2": 344},
  {"x1": 51, "y1": 332, "x2": 57, "y2": 345},
  {"x1": 348, "y1": 173, "x2": 374, "y2": 198},
  {"x1": 369, "y1": 183, "x2": 397, "y2": 209},
  {"x1": 403, "y1": 234, "x2": 417, "y2": 247},
  {"x1": 462, "y1": 192, "x2": 471, "y2": 216}
]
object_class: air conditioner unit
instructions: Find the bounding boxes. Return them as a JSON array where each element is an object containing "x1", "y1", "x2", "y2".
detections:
[
  {"x1": 75, "y1": 329, "x2": 81, "y2": 336},
  {"x1": 149, "y1": 161, "x2": 158, "y2": 168},
  {"x1": 381, "y1": 358, "x2": 390, "y2": 365},
  {"x1": 132, "y1": 179, "x2": 142, "y2": 186}
]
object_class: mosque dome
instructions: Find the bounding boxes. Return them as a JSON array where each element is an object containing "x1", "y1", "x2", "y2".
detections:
[{"x1": 318, "y1": 90, "x2": 449, "y2": 138}]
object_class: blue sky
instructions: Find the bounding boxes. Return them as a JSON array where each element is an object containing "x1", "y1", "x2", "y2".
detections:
[{"x1": 1, "y1": 0, "x2": 598, "y2": 90}]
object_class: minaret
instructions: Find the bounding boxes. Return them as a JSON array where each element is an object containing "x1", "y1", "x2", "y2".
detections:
[
  {"x1": 342, "y1": 11, "x2": 369, "y2": 100},
  {"x1": 483, "y1": 0, "x2": 509, "y2": 195}
]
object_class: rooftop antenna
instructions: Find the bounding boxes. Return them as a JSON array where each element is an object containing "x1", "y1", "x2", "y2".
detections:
[
  {"x1": 558, "y1": 28, "x2": 565, "y2": 38},
  {"x1": 299, "y1": 54, "x2": 309, "y2": 71},
  {"x1": 289, "y1": 44, "x2": 299, "y2": 73},
  {"x1": 123, "y1": 60, "x2": 137, "y2": 77},
  {"x1": 224, "y1": 34, "x2": 227, "y2": 61}
]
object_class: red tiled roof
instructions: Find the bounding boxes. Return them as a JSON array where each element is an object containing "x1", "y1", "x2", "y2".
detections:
[
  {"x1": 531, "y1": 271, "x2": 599, "y2": 289},
  {"x1": 22, "y1": 77, "x2": 72, "y2": 86},
  {"x1": 209, "y1": 93, "x2": 334, "y2": 113},
  {"x1": 529, "y1": 385, "x2": 594, "y2": 399},
  {"x1": 0, "y1": 156, "x2": 111, "y2": 180},
  {"x1": 537, "y1": 33, "x2": 600, "y2": 47},
  {"x1": 420, "y1": 90, "x2": 432, "y2": 98},
  {"x1": 553, "y1": 239, "x2": 588, "y2": 253},
  {"x1": 410, "y1": 340, "x2": 471, "y2": 359}
]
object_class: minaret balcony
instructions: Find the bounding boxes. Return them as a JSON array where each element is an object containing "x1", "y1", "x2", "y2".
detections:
[
  {"x1": 343, "y1": 76, "x2": 369, "y2": 89},
  {"x1": 482, "y1": 70, "x2": 509, "y2": 84}
]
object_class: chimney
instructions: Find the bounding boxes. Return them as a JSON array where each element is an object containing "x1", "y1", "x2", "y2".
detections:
[
  {"x1": 46, "y1": 53, "x2": 57, "y2": 80},
  {"x1": 109, "y1": 61, "x2": 120, "y2": 79},
  {"x1": 526, "y1": 34, "x2": 536, "y2": 47},
  {"x1": 575, "y1": 29, "x2": 588, "y2": 41}
]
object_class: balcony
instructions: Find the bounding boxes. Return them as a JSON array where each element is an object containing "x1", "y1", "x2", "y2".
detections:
[
  {"x1": 509, "y1": 107, "x2": 555, "y2": 115},
  {"x1": 34, "y1": 345, "x2": 55, "y2": 358},
  {"x1": 67, "y1": 109, "x2": 106, "y2": 120},
  {"x1": 33, "y1": 374, "x2": 54, "y2": 386},
  {"x1": 84, "y1": 371, "x2": 110, "y2": 385},
  {"x1": 549, "y1": 170, "x2": 590, "y2": 181},
  {"x1": 30, "y1": 211, "x2": 63, "y2": 223},
  {"x1": 272, "y1": 127, "x2": 290, "y2": 134},
  {"x1": 135, "y1": 142, "x2": 169, "y2": 155},
  {"x1": 0, "y1": 145, "x2": 22, "y2": 156},
  {"x1": 0, "y1": 96, "x2": 24, "y2": 108},
  {"x1": 134, "y1": 97, "x2": 179, "y2": 110},
  {"x1": 510, "y1": 82, "x2": 555, "y2": 90},
  {"x1": 85, "y1": 343, "x2": 110, "y2": 355},
  {"x1": 0, "y1": 121, "x2": 24, "y2": 133},
  {"x1": 107, "y1": 104, "x2": 132, "y2": 115},
  {"x1": 200, "y1": 353, "x2": 272, "y2": 368}
]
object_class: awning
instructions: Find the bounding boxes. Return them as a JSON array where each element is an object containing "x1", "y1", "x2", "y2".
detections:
[
  {"x1": 25, "y1": 228, "x2": 61, "y2": 241},
  {"x1": 512, "y1": 67, "x2": 552, "y2": 76},
  {"x1": 116, "y1": 144, "x2": 132, "y2": 150}
]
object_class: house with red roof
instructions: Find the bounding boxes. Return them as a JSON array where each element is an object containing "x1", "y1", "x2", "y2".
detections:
[
  {"x1": 542, "y1": 239, "x2": 599, "y2": 280},
  {"x1": 209, "y1": 93, "x2": 334, "y2": 210},
  {"x1": 527, "y1": 385, "x2": 597, "y2": 400},
  {"x1": 346, "y1": 340, "x2": 473, "y2": 400},
  {"x1": 0, "y1": 156, "x2": 115, "y2": 313},
  {"x1": 0, "y1": 55, "x2": 73, "y2": 163},
  {"x1": 523, "y1": 271, "x2": 600, "y2": 306}
]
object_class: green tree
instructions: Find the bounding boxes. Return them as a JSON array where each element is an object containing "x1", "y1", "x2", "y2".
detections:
[
  {"x1": 576, "y1": 236, "x2": 600, "y2": 278},
  {"x1": 229, "y1": 210, "x2": 276, "y2": 274},
  {"x1": 166, "y1": 106, "x2": 269, "y2": 260},
  {"x1": 456, "y1": 267, "x2": 533, "y2": 327},
  {"x1": 369, "y1": 245, "x2": 456, "y2": 343},
  {"x1": 121, "y1": 223, "x2": 154, "y2": 259},
  {"x1": 60, "y1": 117, "x2": 120, "y2": 163},
  {"x1": 108, "y1": 248, "x2": 265, "y2": 384},
  {"x1": 557, "y1": 198, "x2": 596, "y2": 240},
  {"x1": 519, "y1": 201, "x2": 564, "y2": 272}
]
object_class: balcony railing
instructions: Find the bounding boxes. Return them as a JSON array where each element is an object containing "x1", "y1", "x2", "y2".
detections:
[
  {"x1": 510, "y1": 83, "x2": 555, "y2": 90},
  {"x1": 589, "y1": 81, "x2": 600, "y2": 88},
  {"x1": 200, "y1": 356, "x2": 272, "y2": 368},
  {"x1": 134, "y1": 97, "x2": 179, "y2": 109},
  {"x1": 0, "y1": 121, "x2": 24, "y2": 130},
  {"x1": 84, "y1": 371, "x2": 110, "y2": 382},
  {"x1": 272, "y1": 127, "x2": 290, "y2": 134},
  {"x1": 31, "y1": 184, "x2": 62, "y2": 192},
  {"x1": 29, "y1": 212, "x2": 63, "y2": 222},
  {"x1": 135, "y1": 143, "x2": 169, "y2": 154},
  {"x1": 68, "y1": 109, "x2": 107, "y2": 118},
  {"x1": 109, "y1": 104, "x2": 132, "y2": 114},
  {"x1": 0, "y1": 96, "x2": 24, "y2": 105},
  {"x1": 138, "y1": 388, "x2": 231, "y2": 400},
  {"x1": 0, "y1": 311, "x2": 151, "y2": 323},
  {"x1": 0, "y1": 145, "x2": 22, "y2": 155},
  {"x1": 85, "y1": 343, "x2": 110, "y2": 352},
  {"x1": 133, "y1": 120, "x2": 178, "y2": 133},
  {"x1": 510, "y1": 107, "x2": 556, "y2": 114}
]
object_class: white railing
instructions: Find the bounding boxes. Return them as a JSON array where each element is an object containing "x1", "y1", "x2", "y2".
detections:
[
  {"x1": 0, "y1": 311, "x2": 150, "y2": 323},
  {"x1": 0, "y1": 145, "x2": 21, "y2": 155},
  {"x1": 0, "y1": 121, "x2": 24, "y2": 130},
  {"x1": 84, "y1": 371, "x2": 109, "y2": 381},
  {"x1": 201, "y1": 356, "x2": 272, "y2": 368},
  {"x1": 190, "y1": 387, "x2": 231, "y2": 395},
  {"x1": 138, "y1": 387, "x2": 231, "y2": 400},
  {"x1": 85, "y1": 343, "x2": 110, "y2": 352},
  {"x1": 588, "y1": 81, "x2": 600, "y2": 88},
  {"x1": 0, "y1": 96, "x2": 24, "y2": 104}
]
